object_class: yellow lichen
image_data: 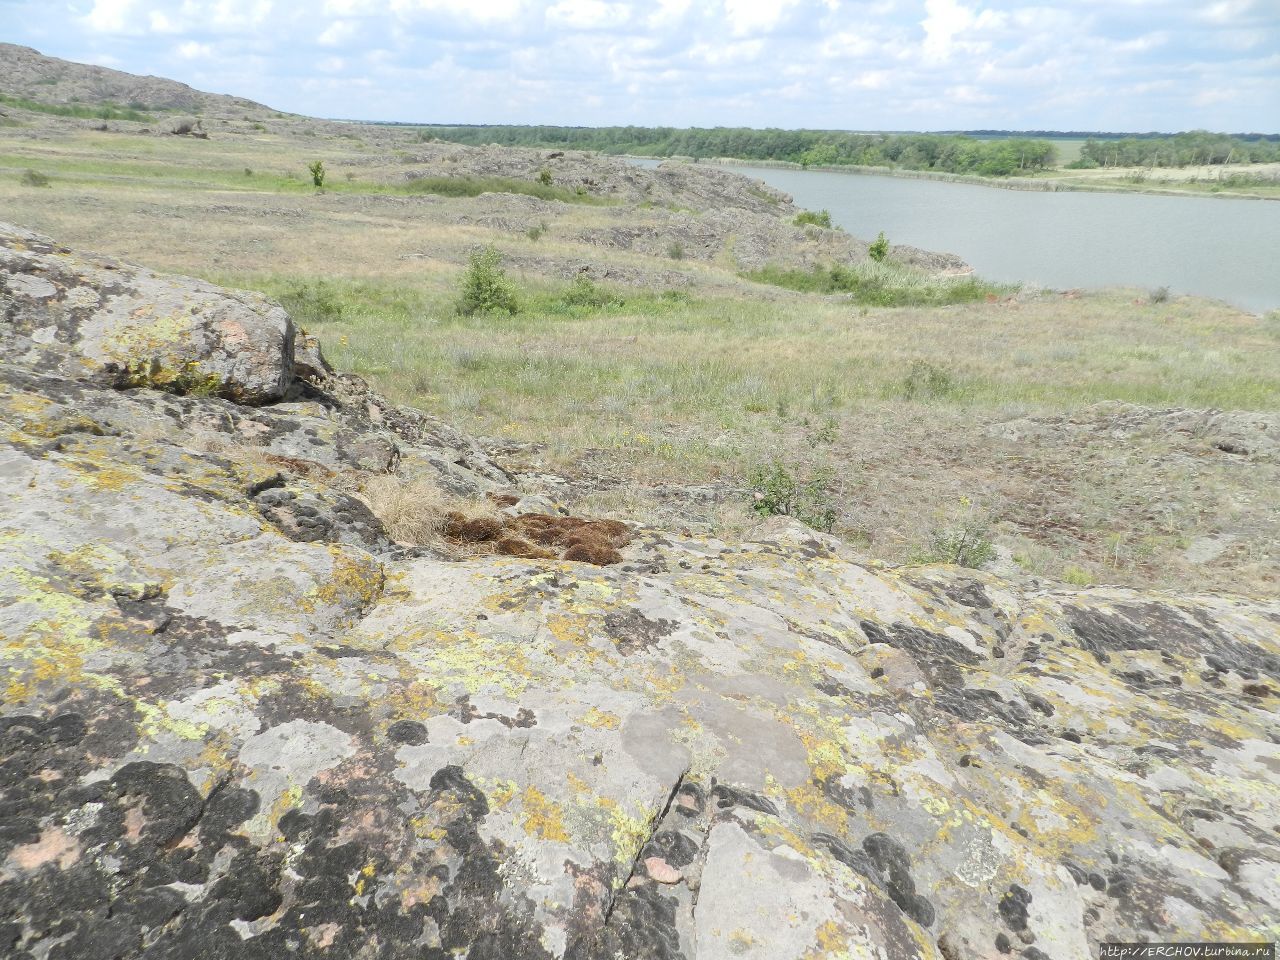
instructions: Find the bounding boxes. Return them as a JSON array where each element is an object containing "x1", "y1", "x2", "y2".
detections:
[{"x1": 521, "y1": 786, "x2": 571, "y2": 843}]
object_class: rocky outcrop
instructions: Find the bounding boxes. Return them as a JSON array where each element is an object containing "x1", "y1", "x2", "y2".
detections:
[
  {"x1": 0, "y1": 43, "x2": 271, "y2": 115},
  {"x1": 1, "y1": 223, "x2": 295, "y2": 404},
  {"x1": 2, "y1": 231, "x2": 1278, "y2": 958}
]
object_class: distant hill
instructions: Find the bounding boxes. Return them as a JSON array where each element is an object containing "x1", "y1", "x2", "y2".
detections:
[{"x1": 0, "y1": 43, "x2": 276, "y2": 116}]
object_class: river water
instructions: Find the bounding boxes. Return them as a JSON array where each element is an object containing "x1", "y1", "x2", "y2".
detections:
[{"x1": 629, "y1": 158, "x2": 1279, "y2": 313}]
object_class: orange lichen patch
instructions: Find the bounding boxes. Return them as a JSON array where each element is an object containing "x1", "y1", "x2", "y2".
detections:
[{"x1": 7, "y1": 827, "x2": 80, "y2": 871}]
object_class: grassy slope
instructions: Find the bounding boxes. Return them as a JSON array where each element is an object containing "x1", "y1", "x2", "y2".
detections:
[{"x1": 2, "y1": 120, "x2": 1277, "y2": 594}]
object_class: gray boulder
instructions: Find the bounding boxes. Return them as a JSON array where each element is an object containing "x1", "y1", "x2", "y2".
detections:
[{"x1": 1, "y1": 222, "x2": 294, "y2": 403}]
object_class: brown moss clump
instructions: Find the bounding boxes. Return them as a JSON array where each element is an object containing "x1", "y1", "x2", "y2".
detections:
[
  {"x1": 504, "y1": 514, "x2": 631, "y2": 565},
  {"x1": 358, "y1": 478, "x2": 630, "y2": 565},
  {"x1": 562, "y1": 542, "x2": 624, "y2": 566},
  {"x1": 443, "y1": 512, "x2": 505, "y2": 543},
  {"x1": 495, "y1": 537, "x2": 557, "y2": 560}
]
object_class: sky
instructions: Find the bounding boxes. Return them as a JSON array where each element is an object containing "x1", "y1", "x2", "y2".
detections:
[{"x1": 4, "y1": 0, "x2": 1279, "y2": 131}]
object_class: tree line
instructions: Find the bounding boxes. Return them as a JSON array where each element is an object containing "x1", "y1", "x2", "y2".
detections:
[
  {"x1": 415, "y1": 125, "x2": 1058, "y2": 176},
  {"x1": 1073, "y1": 131, "x2": 1280, "y2": 168}
]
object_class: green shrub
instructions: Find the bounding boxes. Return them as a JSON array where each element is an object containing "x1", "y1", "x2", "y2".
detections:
[
  {"x1": 744, "y1": 261, "x2": 1002, "y2": 308},
  {"x1": 20, "y1": 169, "x2": 50, "y2": 188},
  {"x1": 868, "y1": 231, "x2": 889, "y2": 263},
  {"x1": 526, "y1": 222, "x2": 548, "y2": 241},
  {"x1": 0, "y1": 92, "x2": 151, "y2": 123},
  {"x1": 1263, "y1": 310, "x2": 1280, "y2": 340},
  {"x1": 793, "y1": 209, "x2": 832, "y2": 228},
  {"x1": 909, "y1": 498, "x2": 996, "y2": 568},
  {"x1": 400, "y1": 175, "x2": 605, "y2": 204},
  {"x1": 746, "y1": 460, "x2": 837, "y2": 532},
  {"x1": 538, "y1": 167, "x2": 553, "y2": 186},
  {"x1": 278, "y1": 280, "x2": 346, "y2": 327},
  {"x1": 898, "y1": 360, "x2": 957, "y2": 400},
  {"x1": 308, "y1": 160, "x2": 326, "y2": 188},
  {"x1": 667, "y1": 241, "x2": 686, "y2": 261},
  {"x1": 457, "y1": 246, "x2": 519, "y2": 317},
  {"x1": 561, "y1": 273, "x2": 618, "y2": 309},
  {"x1": 1149, "y1": 286, "x2": 1169, "y2": 304}
]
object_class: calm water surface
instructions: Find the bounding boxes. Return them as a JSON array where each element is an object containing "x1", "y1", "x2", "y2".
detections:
[{"x1": 631, "y1": 158, "x2": 1279, "y2": 313}]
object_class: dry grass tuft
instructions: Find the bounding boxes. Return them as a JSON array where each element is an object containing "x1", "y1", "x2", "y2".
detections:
[{"x1": 358, "y1": 474, "x2": 472, "y2": 550}]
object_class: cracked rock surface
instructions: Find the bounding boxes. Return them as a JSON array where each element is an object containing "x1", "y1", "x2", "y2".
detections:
[{"x1": 2, "y1": 230, "x2": 1278, "y2": 958}]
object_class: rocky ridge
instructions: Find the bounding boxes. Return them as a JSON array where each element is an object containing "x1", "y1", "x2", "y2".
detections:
[
  {"x1": 0, "y1": 43, "x2": 271, "y2": 116},
  {"x1": 1, "y1": 228, "x2": 1278, "y2": 959},
  {"x1": 400, "y1": 144, "x2": 969, "y2": 275}
]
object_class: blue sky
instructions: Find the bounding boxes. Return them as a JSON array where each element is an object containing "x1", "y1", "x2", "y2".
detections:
[{"x1": 5, "y1": 0, "x2": 1278, "y2": 131}]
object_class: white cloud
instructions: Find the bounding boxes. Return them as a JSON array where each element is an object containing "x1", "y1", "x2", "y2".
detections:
[
  {"x1": 14, "y1": 0, "x2": 1280, "y2": 130},
  {"x1": 921, "y1": 0, "x2": 1002, "y2": 63},
  {"x1": 84, "y1": 0, "x2": 138, "y2": 31},
  {"x1": 388, "y1": 0, "x2": 527, "y2": 22},
  {"x1": 318, "y1": 19, "x2": 358, "y2": 45},
  {"x1": 546, "y1": 0, "x2": 631, "y2": 30},
  {"x1": 724, "y1": 0, "x2": 800, "y2": 36}
]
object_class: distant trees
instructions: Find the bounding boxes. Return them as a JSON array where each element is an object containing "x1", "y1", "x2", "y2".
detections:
[
  {"x1": 416, "y1": 125, "x2": 1059, "y2": 177},
  {"x1": 1073, "y1": 131, "x2": 1280, "y2": 168}
]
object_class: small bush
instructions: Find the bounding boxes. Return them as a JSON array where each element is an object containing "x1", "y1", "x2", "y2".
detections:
[
  {"x1": 526, "y1": 222, "x2": 548, "y2": 241},
  {"x1": 746, "y1": 460, "x2": 837, "y2": 532},
  {"x1": 561, "y1": 273, "x2": 618, "y2": 309},
  {"x1": 898, "y1": 360, "x2": 957, "y2": 401},
  {"x1": 794, "y1": 209, "x2": 833, "y2": 228},
  {"x1": 868, "y1": 231, "x2": 890, "y2": 263},
  {"x1": 457, "y1": 246, "x2": 519, "y2": 317},
  {"x1": 667, "y1": 241, "x2": 686, "y2": 261},
  {"x1": 308, "y1": 160, "x2": 326, "y2": 188},
  {"x1": 243, "y1": 167, "x2": 253, "y2": 177},
  {"x1": 537, "y1": 167, "x2": 553, "y2": 186},
  {"x1": 1263, "y1": 310, "x2": 1280, "y2": 340},
  {"x1": 279, "y1": 280, "x2": 345, "y2": 327},
  {"x1": 20, "y1": 169, "x2": 50, "y2": 187},
  {"x1": 1063, "y1": 565, "x2": 1092, "y2": 586},
  {"x1": 909, "y1": 499, "x2": 996, "y2": 568},
  {"x1": 1149, "y1": 286, "x2": 1169, "y2": 304}
]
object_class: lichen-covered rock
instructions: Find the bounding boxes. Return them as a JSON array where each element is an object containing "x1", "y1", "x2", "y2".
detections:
[
  {"x1": 1, "y1": 235, "x2": 1277, "y2": 959},
  {"x1": 1, "y1": 222, "x2": 294, "y2": 403}
]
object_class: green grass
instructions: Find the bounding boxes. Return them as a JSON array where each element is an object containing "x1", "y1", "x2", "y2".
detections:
[
  {"x1": 209, "y1": 271, "x2": 1279, "y2": 486},
  {"x1": 0, "y1": 152, "x2": 613, "y2": 204},
  {"x1": 744, "y1": 261, "x2": 1006, "y2": 307},
  {"x1": 0, "y1": 93, "x2": 154, "y2": 123},
  {"x1": 400, "y1": 175, "x2": 614, "y2": 204}
]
